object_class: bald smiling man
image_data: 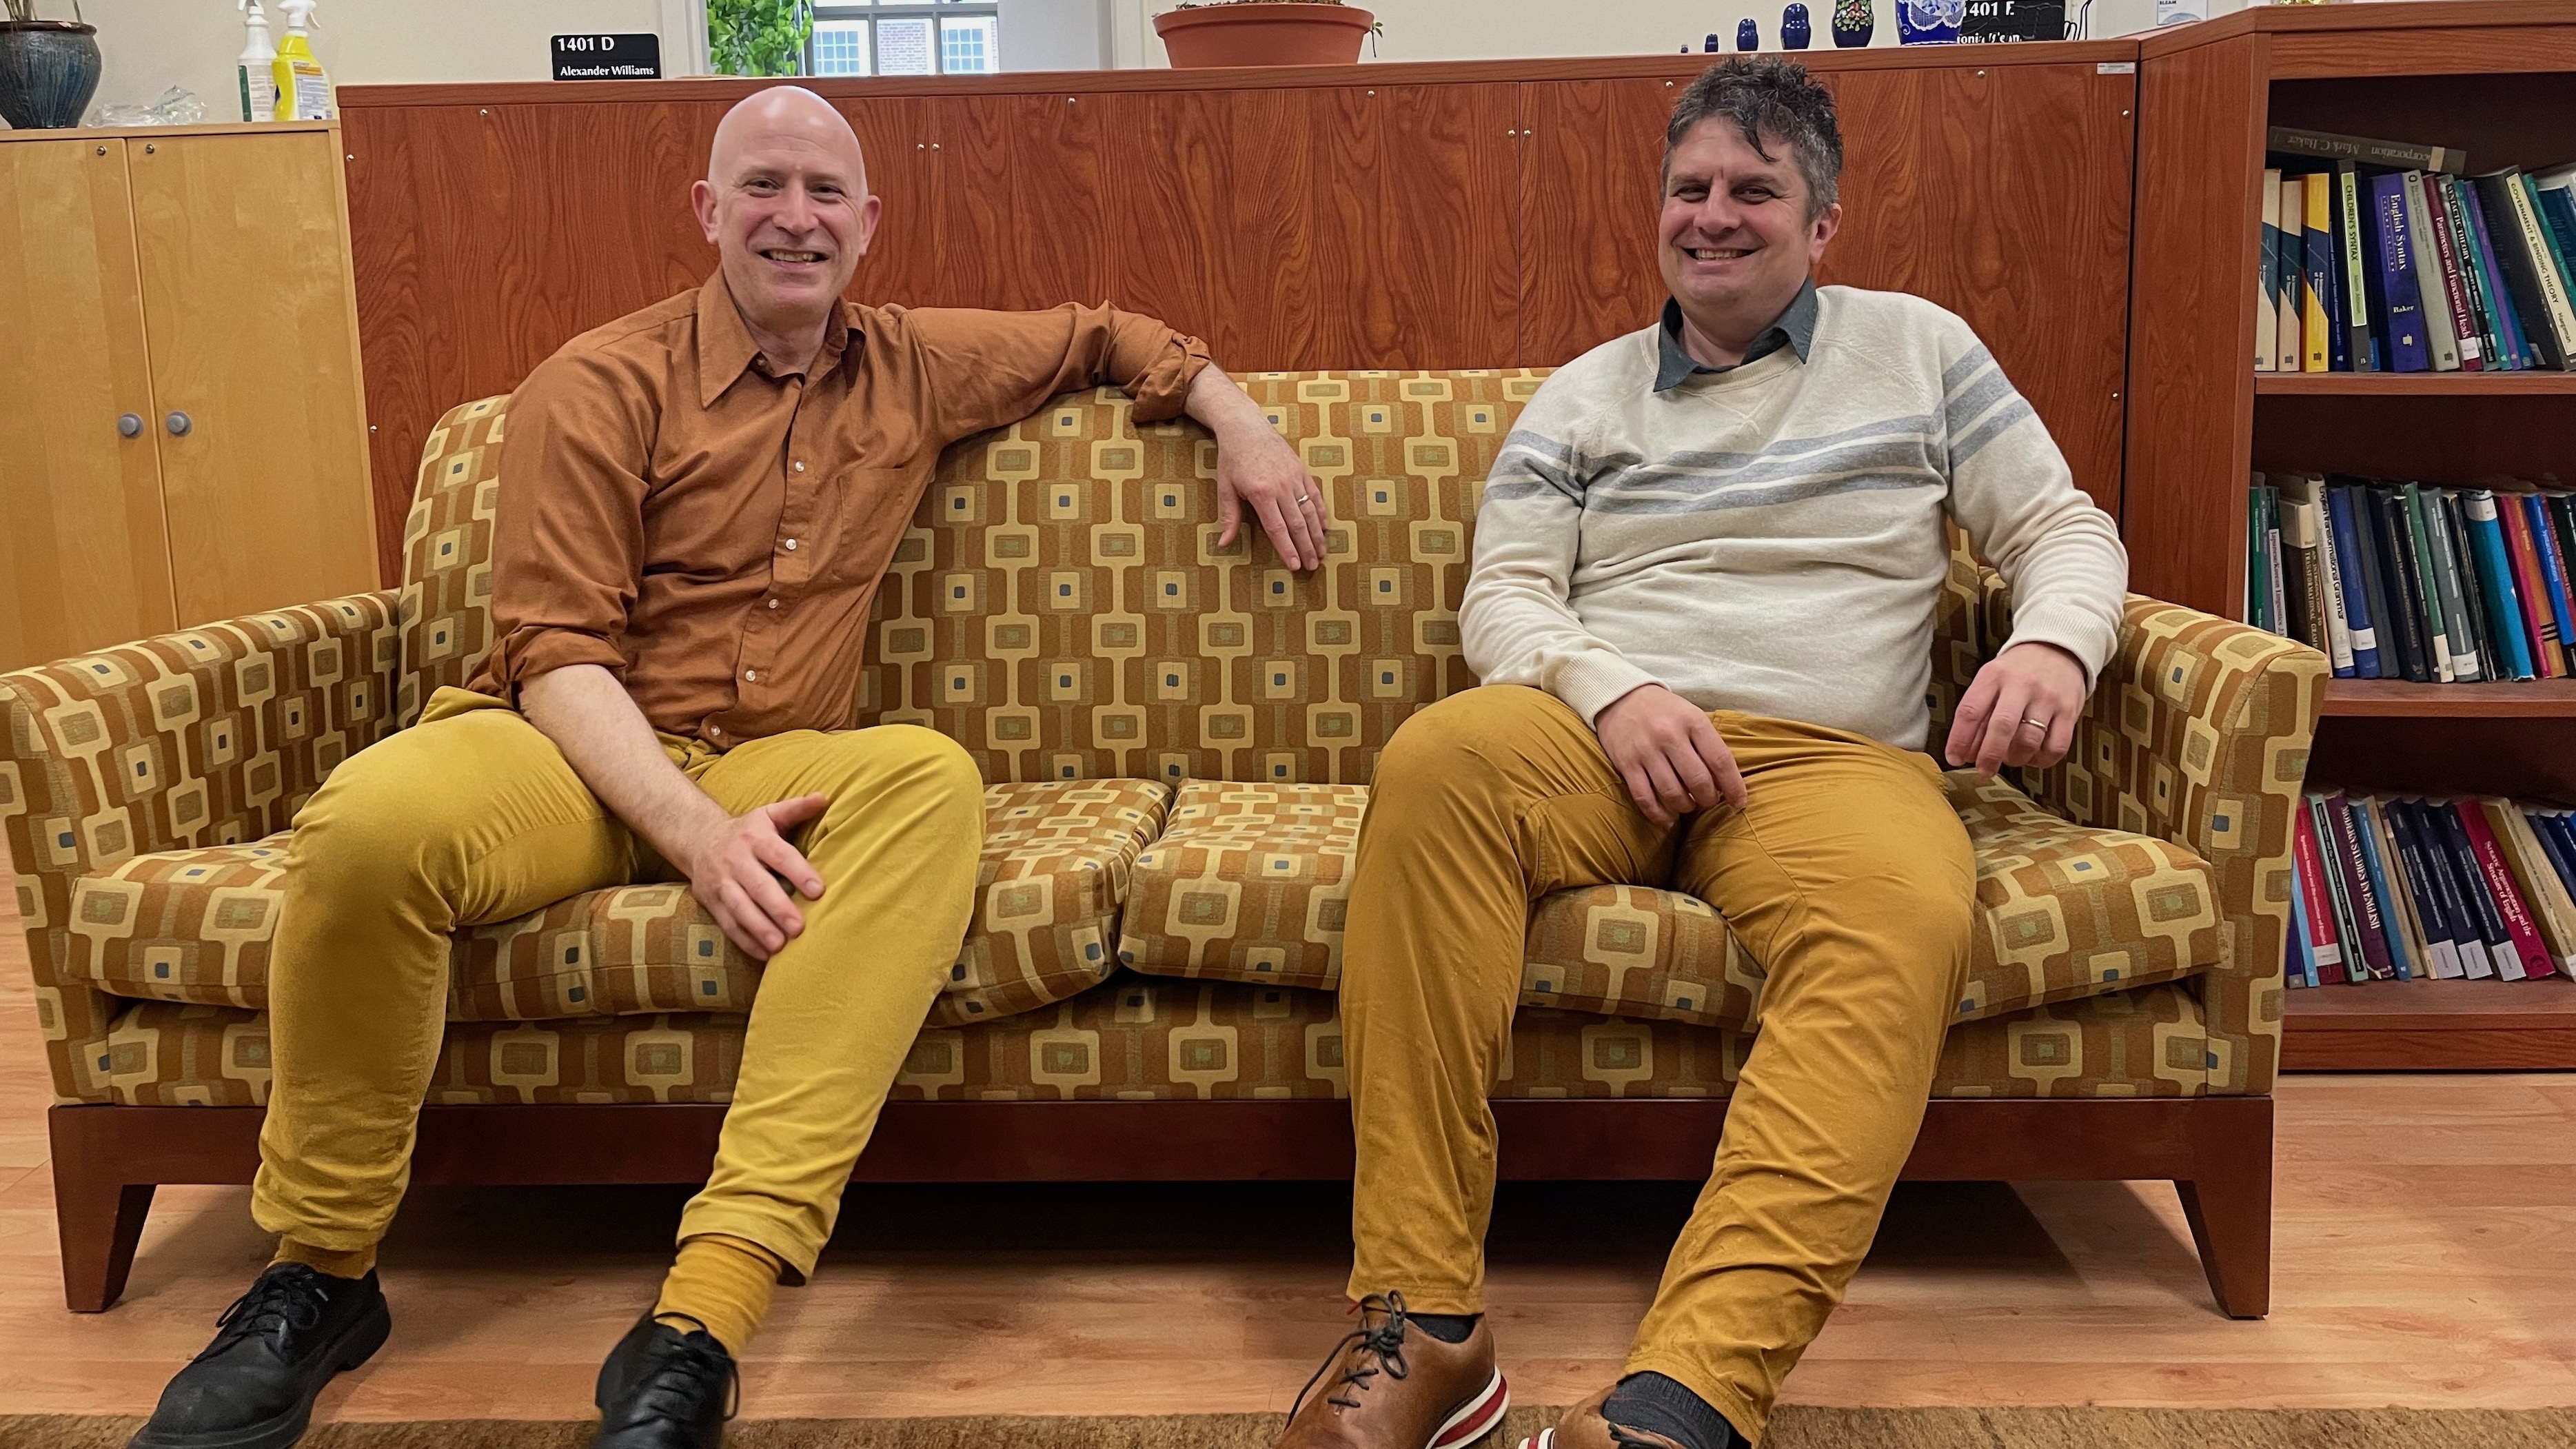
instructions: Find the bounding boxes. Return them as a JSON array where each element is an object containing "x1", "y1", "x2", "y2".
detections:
[{"x1": 128, "y1": 87, "x2": 1324, "y2": 1449}]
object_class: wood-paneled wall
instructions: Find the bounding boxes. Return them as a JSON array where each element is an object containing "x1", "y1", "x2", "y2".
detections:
[{"x1": 341, "y1": 45, "x2": 2139, "y2": 583}]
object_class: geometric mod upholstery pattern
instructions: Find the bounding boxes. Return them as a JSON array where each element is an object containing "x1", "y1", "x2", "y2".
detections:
[
  {"x1": 86, "y1": 974, "x2": 2215, "y2": 1107},
  {"x1": 1117, "y1": 773, "x2": 2221, "y2": 1031},
  {"x1": 57, "y1": 779, "x2": 1171, "y2": 1029},
  {"x1": 10, "y1": 373, "x2": 2326, "y2": 1113}
]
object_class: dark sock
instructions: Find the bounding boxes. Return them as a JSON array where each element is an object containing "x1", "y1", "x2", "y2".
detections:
[
  {"x1": 1602, "y1": 1372, "x2": 1745, "y2": 1449},
  {"x1": 1408, "y1": 1312, "x2": 1479, "y2": 1344}
]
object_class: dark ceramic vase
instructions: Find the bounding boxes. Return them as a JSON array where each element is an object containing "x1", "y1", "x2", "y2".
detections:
[
  {"x1": 1736, "y1": 18, "x2": 1759, "y2": 49},
  {"x1": 0, "y1": 21, "x2": 101, "y2": 130},
  {"x1": 1781, "y1": 3, "x2": 1813, "y2": 48},
  {"x1": 1830, "y1": 0, "x2": 1874, "y2": 46}
]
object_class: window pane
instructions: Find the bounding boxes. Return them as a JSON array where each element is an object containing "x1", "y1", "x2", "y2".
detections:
[
  {"x1": 939, "y1": 15, "x2": 997, "y2": 73},
  {"x1": 875, "y1": 16, "x2": 937, "y2": 75},
  {"x1": 812, "y1": 20, "x2": 871, "y2": 76}
]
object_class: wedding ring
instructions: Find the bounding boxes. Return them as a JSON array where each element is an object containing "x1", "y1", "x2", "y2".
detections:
[
  {"x1": 1297, "y1": 494, "x2": 1312, "y2": 503},
  {"x1": 2019, "y1": 716, "x2": 2048, "y2": 731}
]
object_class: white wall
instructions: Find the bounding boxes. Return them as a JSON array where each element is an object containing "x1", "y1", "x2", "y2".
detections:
[
  {"x1": 1001, "y1": 0, "x2": 1115, "y2": 71},
  {"x1": 80, "y1": 0, "x2": 680, "y2": 118}
]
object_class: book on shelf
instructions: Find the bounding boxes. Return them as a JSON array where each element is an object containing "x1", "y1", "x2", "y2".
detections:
[
  {"x1": 2246, "y1": 474, "x2": 2576, "y2": 683},
  {"x1": 2251, "y1": 133, "x2": 2576, "y2": 372},
  {"x1": 2289, "y1": 793, "x2": 2576, "y2": 989}
]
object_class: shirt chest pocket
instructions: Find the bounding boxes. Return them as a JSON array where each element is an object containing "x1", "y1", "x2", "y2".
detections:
[{"x1": 817, "y1": 467, "x2": 923, "y2": 585}]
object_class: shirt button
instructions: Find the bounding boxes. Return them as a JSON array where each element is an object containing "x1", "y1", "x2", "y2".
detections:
[
  {"x1": 784, "y1": 538, "x2": 798, "y2": 551},
  {"x1": 793, "y1": 461, "x2": 807, "y2": 473},
  {"x1": 767, "y1": 599, "x2": 780, "y2": 609},
  {"x1": 711, "y1": 725, "x2": 724, "y2": 737},
  {"x1": 744, "y1": 669, "x2": 758, "y2": 682}
]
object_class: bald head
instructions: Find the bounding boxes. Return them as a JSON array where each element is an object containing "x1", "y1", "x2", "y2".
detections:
[{"x1": 693, "y1": 84, "x2": 883, "y2": 367}]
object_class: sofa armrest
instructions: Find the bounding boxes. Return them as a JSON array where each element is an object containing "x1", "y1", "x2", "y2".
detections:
[
  {"x1": 1981, "y1": 574, "x2": 2329, "y2": 1095},
  {"x1": 2, "y1": 592, "x2": 400, "y2": 1102}
]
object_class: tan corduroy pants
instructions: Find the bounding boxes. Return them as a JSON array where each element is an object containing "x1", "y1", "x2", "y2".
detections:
[
  {"x1": 1343, "y1": 685, "x2": 1974, "y2": 1443},
  {"x1": 251, "y1": 687, "x2": 984, "y2": 1283}
]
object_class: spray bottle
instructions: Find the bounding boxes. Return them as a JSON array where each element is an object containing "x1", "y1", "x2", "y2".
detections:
[
  {"x1": 236, "y1": 0, "x2": 277, "y2": 123},
  {"x1": 271, "y1": 0, "x2": 336, "y2": 122}
]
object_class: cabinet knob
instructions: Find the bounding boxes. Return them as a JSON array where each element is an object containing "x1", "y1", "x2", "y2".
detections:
[
  {"x1": 165, "y1": 411, "x2": 192, "y2": 436},
  {"x1": 118, "y1": 413, "x2": 143, "y2": 438}
]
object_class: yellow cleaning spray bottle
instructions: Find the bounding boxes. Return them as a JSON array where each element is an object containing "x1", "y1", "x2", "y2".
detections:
[{"x1": 271, "y1": 0, "x2": 335, "y2": 121}]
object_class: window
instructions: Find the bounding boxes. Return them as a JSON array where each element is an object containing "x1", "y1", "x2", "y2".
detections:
[{"x1": 807, "y1": 1, "x2": 1001, "y2": 77}]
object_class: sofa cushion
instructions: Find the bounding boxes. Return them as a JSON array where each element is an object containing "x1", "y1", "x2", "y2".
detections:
[
  {"x1": 62, "y1": 779, "x2": 1170, "y2": 1029},
  {"x1": 1119, "y1": 775, "x2": 2221, "y2": 1030},
  {"x1": 86, "y1": 974, "x2": 2215, "y2": 1107}
]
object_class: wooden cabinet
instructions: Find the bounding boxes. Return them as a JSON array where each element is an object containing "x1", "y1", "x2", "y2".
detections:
[{"x1": 0, "y1": 121, "x2": 376, "y2": 673}]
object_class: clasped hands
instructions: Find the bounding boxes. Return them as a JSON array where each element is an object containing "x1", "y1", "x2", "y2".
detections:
[{"x1": 1595, "y1": 641, "x2": 2086, "y2": 827}]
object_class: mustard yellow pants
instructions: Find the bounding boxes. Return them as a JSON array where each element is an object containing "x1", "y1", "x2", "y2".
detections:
[
  {"x1": 1343, "y1": 686, "x2": 1974, "y2": 1444},
  {"x1": 250, "y1": 688, "x2": 984, "y2": 1282}
]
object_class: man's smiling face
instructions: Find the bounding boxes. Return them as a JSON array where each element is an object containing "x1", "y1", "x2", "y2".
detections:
[
  {"x1": 693, "y1": 86, "x2": 881, "y2": 341},
  {"x1": 1658, "y1": 116, "x2": 1837, "y2": 330}
]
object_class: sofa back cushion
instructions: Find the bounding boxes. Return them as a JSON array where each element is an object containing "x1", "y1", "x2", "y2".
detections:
[{"x1": 398, "y1": 374, "x2": 1991, "y2": 783}]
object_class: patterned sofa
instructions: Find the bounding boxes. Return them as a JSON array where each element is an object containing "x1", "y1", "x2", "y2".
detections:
[{"x1": 6, "y1": 372, "x2": 2325, "y2": 1314}]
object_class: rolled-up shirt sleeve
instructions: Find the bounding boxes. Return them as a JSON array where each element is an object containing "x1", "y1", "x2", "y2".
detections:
[
  {"x1": 911, "y1": 303, "x2": 1212, "y2": 438},
  {"x1": 480, "y1": 349, "x2": 654, "y2": 701}
]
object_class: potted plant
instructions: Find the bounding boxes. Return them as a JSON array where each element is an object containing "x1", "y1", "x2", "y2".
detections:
[
  {"x1": 708, "y1": 0, "x2": 813, "y2": 78},
  {"x1": 1156, "y1": 1, "x2": 1378, "y2": 69},
  {"x1": 1, "y1": 0, "x2": 101, "y2": 129}
]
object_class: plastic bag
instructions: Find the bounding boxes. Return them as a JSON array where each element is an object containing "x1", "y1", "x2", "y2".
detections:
[{"x1": 90, "y1": 87, "x2": 208, "y2": 128}]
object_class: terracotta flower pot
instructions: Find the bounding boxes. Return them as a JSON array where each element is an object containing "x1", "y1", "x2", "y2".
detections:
[{"x1": 1155, "y1": 3, "x2": 1375, "y2": 68}]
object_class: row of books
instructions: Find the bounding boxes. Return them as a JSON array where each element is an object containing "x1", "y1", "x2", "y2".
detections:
[
  {"x1": 2246, "y1": 473, "x2": 2576, "y2": 682},
  {"x1": 2290, "y1": 793, "x2": 2575, "y2": 986},
  {"x1": 2251, "y1": 126, "x2": 2576, "y2": 373}
]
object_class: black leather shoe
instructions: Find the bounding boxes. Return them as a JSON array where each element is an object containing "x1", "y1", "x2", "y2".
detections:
[
  {"x1": 128, "y1": 1262, "x2": 391, "y2": 1449},
  {"x1": 591, "y1": 1313, "x2": 738, "y2": 1448}
]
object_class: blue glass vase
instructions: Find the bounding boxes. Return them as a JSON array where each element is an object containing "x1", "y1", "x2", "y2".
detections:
[{"x1": 1781, "y1": 3, "x2": 1814, "y2": 48}]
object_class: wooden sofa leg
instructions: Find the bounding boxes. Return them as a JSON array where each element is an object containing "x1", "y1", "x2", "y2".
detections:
[
  {"x1": 2175, "y1": 1096, "x2": 2273, "y2": 1319},
  {"x1": 50, "y1": 1106, "x2": 158, "y2": 1313}
]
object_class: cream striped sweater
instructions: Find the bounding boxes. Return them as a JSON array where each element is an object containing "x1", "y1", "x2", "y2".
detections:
[{"x1": 1464, "y1": 285, "x2": 2128, "y2": 750}]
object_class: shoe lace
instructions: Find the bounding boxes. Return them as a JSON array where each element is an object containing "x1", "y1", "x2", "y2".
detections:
[
  {"x1": 1290, "y1": 1291, "x2": 1415, "y2": 1418},
  {"x1": 207, "y1": 1265, "x2": 329, "y2": 1355},
  {"x1": 631, "y1": 1316, "x2": 740, "y2": 1426},
  {"x1": 1608, "y1": 1428, "x2": 1670, "y2": 1449}
]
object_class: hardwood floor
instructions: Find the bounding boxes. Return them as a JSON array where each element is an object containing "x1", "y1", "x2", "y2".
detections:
[{"x1": 5, "y1": 843, "x2": 2574, "y2": 1423}]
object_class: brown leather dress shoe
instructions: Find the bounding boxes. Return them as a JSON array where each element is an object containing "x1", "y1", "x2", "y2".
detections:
[
  {"x1": 1516, "y1": 1386, "x2": 1685, "y2": 1449},
  {"x1": 1278, "y1": 1293, "x2": 1510, "y2": 1449}
]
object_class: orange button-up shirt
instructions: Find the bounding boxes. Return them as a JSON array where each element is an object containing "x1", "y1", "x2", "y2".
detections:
[{"x1": 471, "y1": 273, "x2": 1210, "y2": 747}]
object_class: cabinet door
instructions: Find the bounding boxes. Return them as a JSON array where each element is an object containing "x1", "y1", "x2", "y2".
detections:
[
  {"x1": 0, "y1": 137, "x2": 176, "y2": 671},
  {"x1": 1517, "y1": 79, "x2": 1682, "y2": 368},
  {"x1": 128, "y1": 129, "x2": 379, "y2": 626}
]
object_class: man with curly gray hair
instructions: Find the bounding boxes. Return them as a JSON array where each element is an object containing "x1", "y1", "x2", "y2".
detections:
[{"x1": 1273, "y1": 57, "x2": 2127, "y2": 1449}]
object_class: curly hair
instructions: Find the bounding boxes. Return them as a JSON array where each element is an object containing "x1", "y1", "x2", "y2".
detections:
[{"x1": 1664, "y1": 57, "x2": 1845, "y2": 218}]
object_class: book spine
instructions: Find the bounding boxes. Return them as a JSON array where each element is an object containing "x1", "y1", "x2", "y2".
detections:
[
  {"x1": 2266, "y1": 127, "x2": 2463, "y2": 174},
  {"x1": 2257, "y1": 168, "x2": 2282, "y2": 372},
  {"x1": 2419, "y1": 176, "x2": 2484, "y2": 369},
  {"x1": 2402, "y1": 173, "x2": 2462, "y2": 372},
  {"x1": 2352, "y1": 798, "x2": 2415, "y2": 980},
  {"x1": 2442, "y1": 490, "x2": 2502, "y2": 681},
  {"x1": 2266, "y1": 493, "x2": 2289, "y2": 638},
  {"x1": 2442, "y1": 176, "x2": 2507, "y2": 369},
  {"x1": 2502, "y1": 172, "x2": 2576, "y2": 364},
  {"x1": 2525, "y1": 493, "x2": 2576, "y2": 669},
  {"x1": 2434, "y1": 802, "x2": 2509, "y2": 979},
  {"x1": 2497, "y1": 495, "x2": 2564, "y2": 678},
  {"x1": 2464, "y1": 490, "x2": 2537, "y2": 679},
  {"x1": 2305, "y1": 479, "x2": 2356, "y2": 673},
  {"x1": 2535, "y1": 183, "x2": 2576, "y2": 295},
  {"x1": 2338, "y1": 165, "x2": 2377, "y2": 370},
  {"x1": 2279, "y1": 480, "x2": 2326, "y2": 651},
  {"x1": 2456, "y1": 800, "x2": 2550, "y2": 980},
  {"x1": 2278, "y1": 176, "x2": 2308, "y2": 373},
  {"x1": 2326, "y1": 486, "x2": 2383, "y2": 676},
  {"x1": 2326, "y1": 795, "x2": 2395, "y2": 978},
  {"x1": 2419, "y1": 487, "x2": 2484, "y2": 681},
  {"x1": 2537, "y1": 811, "x2": 2576, "y2": 902},
  {"x1": 2497, "y1": 800, "x2": 2576, "y2": 974},
  {"x1": 2387, "y1": 801, "x2": 2465, "y2": 980},
  {"x1": 2400, "y1": 483, "x2": 2455, "y2": 683},
  {"x1": 2464, "y1": 179, "x2": 2535, "y2": 369},
  {"x1": 2302, "y1": 176, "x2": 2335, "y2": 372},
  {"x1": 2291, "y1": 807, "x2": 2348, "y2": 985},
  {"x1": 2369, "y1": 487, "x2": 2431, "y2": 682},
  {"x1": 2285, "y1": 878, "x2": 2317, "y2": 989},
  {"x1": 2311, "y1": 795, "x2": 2369, "y2": 981},
  {"x1": 2351, "y1": 485, "x2": 2405, "y2": 680},
  {"x1": 2524, "y1": 174, "x2": 2576, "y2": 342},
  {"x1": 2371, "y1": 173, "x2": 2432, "y2": 372}
]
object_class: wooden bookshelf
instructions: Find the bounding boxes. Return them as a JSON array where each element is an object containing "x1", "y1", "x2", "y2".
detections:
[{"x1": 2130, "y1": 0, "x2": 2576, "y2": 1071}]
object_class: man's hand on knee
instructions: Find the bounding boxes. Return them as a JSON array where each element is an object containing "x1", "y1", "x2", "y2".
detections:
[
  {"x1": 1947, "y1": 641, "x2": 2085, "y2": 780},
  {"x1": 1596, "y1": 684, "x2": 1749, "y2": 828},
  {"x1": 684, "y1": 795, "x2": 829, "y2": 960}
]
